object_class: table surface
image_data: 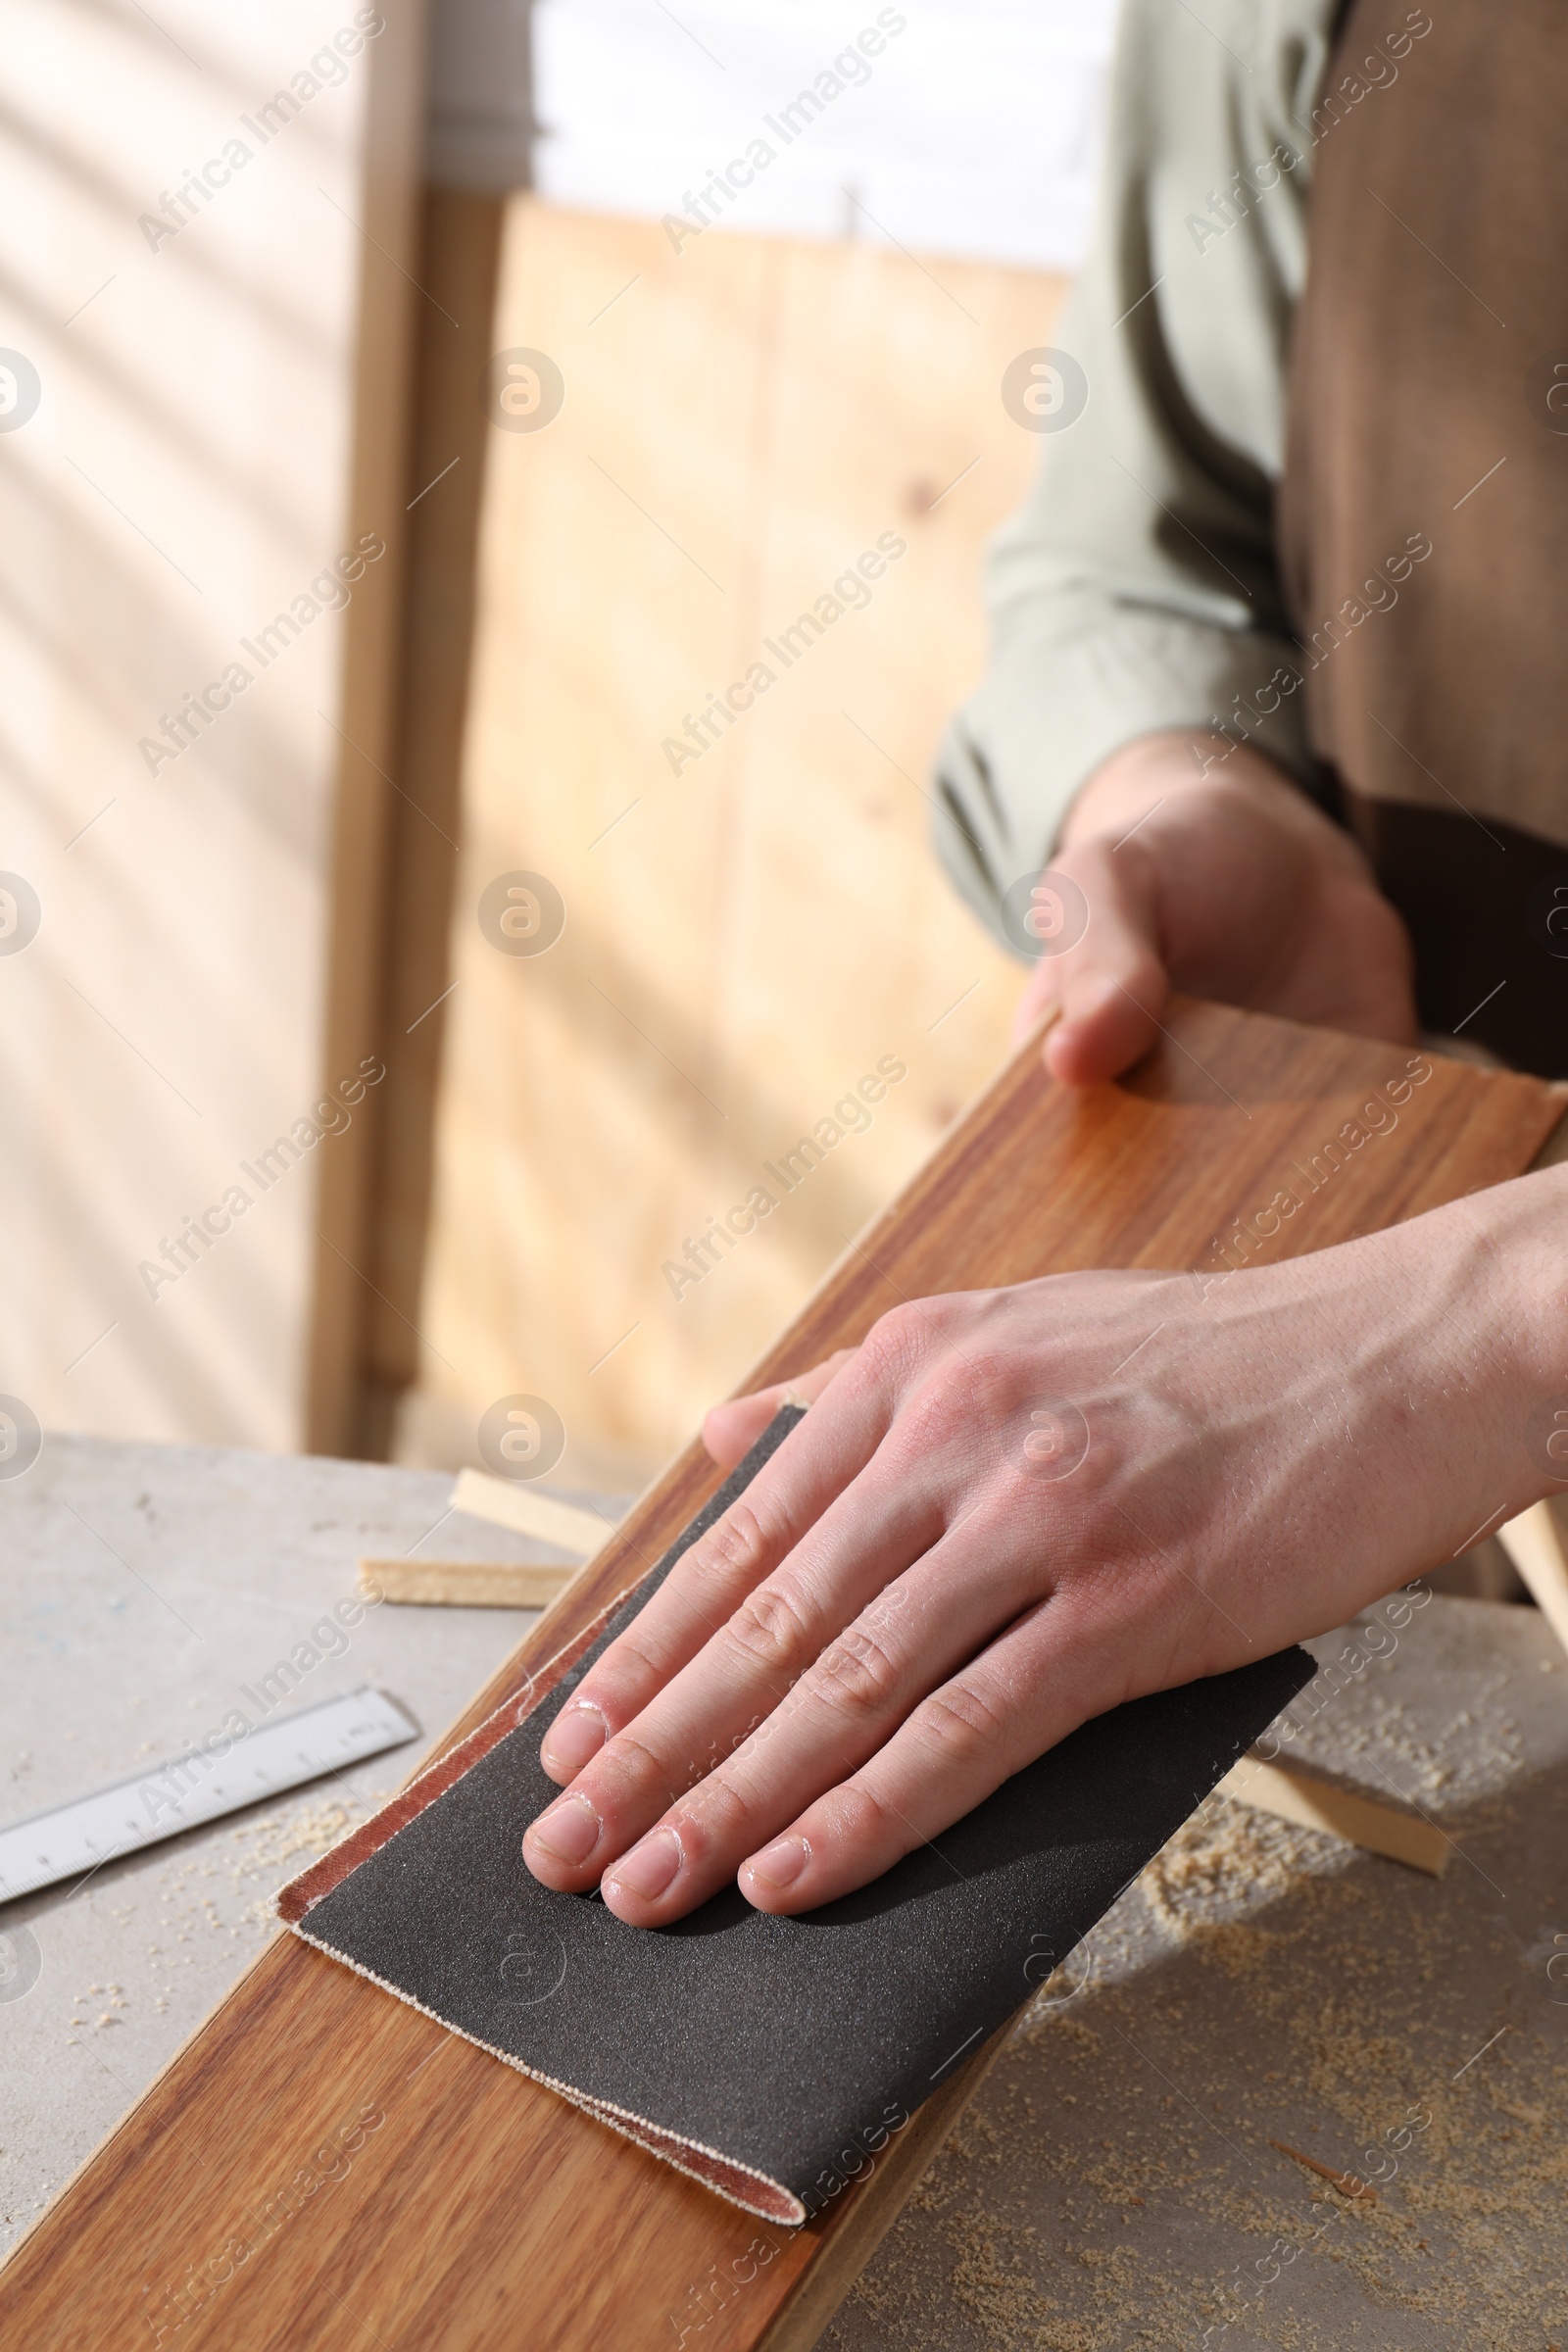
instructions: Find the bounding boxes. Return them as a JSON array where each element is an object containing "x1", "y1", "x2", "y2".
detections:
[
  {"x1": 4, "y1": 1439, "x2": 1567, "y2": 2350},
  {"x1": 0, "y1": 1435, "x2": 608, "y2": 2256},
  {"x1": 821, "y1": 1592, "x2": 1568, "y2": 2351}
]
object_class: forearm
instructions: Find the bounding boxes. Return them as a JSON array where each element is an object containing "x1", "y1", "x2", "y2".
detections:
[{"x1": 1245, "y1": 1160, "x2": 1568, "y2": 1578}]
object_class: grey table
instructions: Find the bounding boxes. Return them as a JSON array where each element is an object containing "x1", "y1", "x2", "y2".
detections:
[
  {"x1": 4, "y1": 1441, "x2": 1567, "y2": 2349},
  {"x1": 0, "y1": 1435, "x2": 598, "y2": 2255},
  {"x1": 822, "y1": 1592, "x2": 1568, "y2": 2351}
]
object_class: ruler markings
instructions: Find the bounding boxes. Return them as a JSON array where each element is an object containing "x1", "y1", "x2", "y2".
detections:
[{"x1": 0, "y1": 1686, "x2": 419, "y2": 1904}]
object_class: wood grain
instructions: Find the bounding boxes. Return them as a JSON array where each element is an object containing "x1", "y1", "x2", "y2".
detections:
[
  {"x1": 3, "y1": 1004, "x2": 1559, "y2": 2352},
  {"x1": 401, "y1": 201, "x2": 1064, "y2": 1490}
]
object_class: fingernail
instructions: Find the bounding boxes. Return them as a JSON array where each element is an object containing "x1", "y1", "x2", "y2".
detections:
[
  {"x1": 747, "y1": 1836, "x2": 808, "y2": 1891},
  {"x1": 528, "y1": 1793, "x2": 601, "y2": 1866},
  {"x1": 605, "y1": 1827, "x2": 682, "y2": 1902},
  {"x1": 540, "y1": 1702, "x2": 607, "y2": 1778}
]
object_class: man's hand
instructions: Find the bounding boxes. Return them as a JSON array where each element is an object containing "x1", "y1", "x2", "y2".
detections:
[
  {"x1": 1015, "y1": 732, "x2": 1420, "y2": 1085},
  {"x1": 520, "y1": 1178, "x2": 1561, "y2": 1926}
]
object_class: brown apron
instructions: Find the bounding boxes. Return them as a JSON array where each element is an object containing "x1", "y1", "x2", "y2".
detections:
[{"x1": 1278, "y1": 0, "x2": 1568, "y2": 1073}]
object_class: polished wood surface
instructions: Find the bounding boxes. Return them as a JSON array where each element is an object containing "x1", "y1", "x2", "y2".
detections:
[{"x1": 3, "y1": 1004, "x2": 1559, "y2": 2350}]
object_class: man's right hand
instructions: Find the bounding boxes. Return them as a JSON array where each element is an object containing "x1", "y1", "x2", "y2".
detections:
[{"x1": 1013, "y1": 731, "x2": 1420, "y2": 1084}]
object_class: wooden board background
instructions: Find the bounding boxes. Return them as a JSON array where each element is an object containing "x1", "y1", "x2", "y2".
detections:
[
  {"x1": 355, "y1": 184, "x2": 507, "y2": 1460},
  {"x1": 0, "y1": 0, "x2": 425, "y2": 1459},
  {"x1": 2, "y1": 1002, "x2": 1560, "y2": 2352},
  {"x1": 375, "y1": 199, "x2": 1065, "y2": 1491}
]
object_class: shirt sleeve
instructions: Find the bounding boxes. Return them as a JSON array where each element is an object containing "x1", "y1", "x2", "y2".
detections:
[{"x1": 934, "y1": 0, "x2": 1338, "y2": 951}]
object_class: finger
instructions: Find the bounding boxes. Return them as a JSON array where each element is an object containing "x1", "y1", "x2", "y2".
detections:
[
  {"x1": 1009, "y1": 841, "x2": 1170, "y2": 1087},
  {"x1": 535, "y1": 1350, "x2": 890, "y2": 1793},
  {"x1": 525, "y1": 1432, "x2": 956, "y2": 1896},
  {"x1": 736, "y1": 1593, "x2": 1127, "y2": 1915},
  {"x1": 702, "y1": 1350, "x2": 856, "y2": 1472},
  {"x1": 592, "y1": 1501, "x2": 1057, "y2": 1926}
]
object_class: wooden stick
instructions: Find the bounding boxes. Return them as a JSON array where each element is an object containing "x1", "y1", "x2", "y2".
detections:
[
  {"x1": 1496, "y1": 1500, "x2": 1568, "y2": 1661},
  {"x1": 358, "y1": 1559, "x2": 576, "y2": 1608},
  {"x1": 449, "y1": 1467, "x2": 616, "y2": 1556},
  {"x1": 1215, "y1": 1753, "x2": 1450, "y2": 1876},
  {"x1": 1269, "y1": 2139, "x2": 1377, "y2": 2204}
]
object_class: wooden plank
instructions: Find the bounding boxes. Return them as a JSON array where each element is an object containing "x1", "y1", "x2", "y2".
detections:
[
  {"x1": 302, "y1": 10, "x2": 428, "y2": 1455},
  {"x1": 400, "y1": 201, "x2": 1064, "y2": 1491},
  {"x1": 4, "y1": 5, "x2": 425, "y2": 1461},
  {"x1": 358, "y1": 1558, "x2": 575, "y2": 1608},
  {"x1": 355, "y1": 187, "x2": 508, "y2": 1457},
  {"x1": 1215, "y1": 1755, "x2": 1451, "y2": 1876},
  {"x1": 1496, "y1": 1499, "x2": 1568, "y2": 1658},
  {"x1": 1, "y1": 1003, "x2": 1559, "y2": 2352},
  {"x1": 449, "y1": 1468, "x2": 614, "y2": 1555}
]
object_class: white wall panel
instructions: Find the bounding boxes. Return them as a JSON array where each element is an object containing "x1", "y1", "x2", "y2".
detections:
[
  {"x1": 532, "y1": 0, "x2": 1116, "y2": 268},
  {"x1": 426, "y1": 0, "x2": 1118, "y2": 268},
  {"x1": 0, "y1": 0, "x2": 424, "y2": 1452}
]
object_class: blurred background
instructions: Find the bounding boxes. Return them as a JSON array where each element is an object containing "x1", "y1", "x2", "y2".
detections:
[{"x1": 2, "y1": 0, "x2": 1117, "y2": 1494}]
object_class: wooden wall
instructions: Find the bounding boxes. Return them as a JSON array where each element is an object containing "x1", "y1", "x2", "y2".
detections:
[
  {"x1": 356, "y1": 183, "x2": 507, "y2": 1460},
  {"x1": 1, "y1": 0, "x2": 424, "y2": 1458},
  {"x1": 384, "y1": 201, "x2": 1064, "y2": 1489}
]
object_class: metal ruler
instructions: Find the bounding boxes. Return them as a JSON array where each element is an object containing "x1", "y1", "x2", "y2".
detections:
[{"x1": 0, "y1": 1685, "x2": 419, "y2": 1903}]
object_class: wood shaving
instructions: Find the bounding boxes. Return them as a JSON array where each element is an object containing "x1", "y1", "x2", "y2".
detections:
[{"x1": 821, "y1": 1609, "x2": 1568, "y2": 2350}]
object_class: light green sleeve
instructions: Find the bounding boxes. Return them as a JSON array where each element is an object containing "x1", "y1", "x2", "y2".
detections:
[{"x1": 934, "y1": 0, "x2": 1338, "y2": 950}]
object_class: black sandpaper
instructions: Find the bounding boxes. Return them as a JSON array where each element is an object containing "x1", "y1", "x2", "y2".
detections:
[{"x1": 285, "y1": 1410, "x2": 1313, "y2": 2222}]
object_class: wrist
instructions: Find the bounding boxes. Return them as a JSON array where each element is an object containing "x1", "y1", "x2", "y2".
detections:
[
  {"x1": 1060, "y1": 731, "x2": 1300, "y2": 851},
  {"x1": 1453, "y1": 1161, "x2": 1568, "y2": 1501},
  {"x1": 1368, "y1": 1164, "x2": 1568, "y2": 1534}
]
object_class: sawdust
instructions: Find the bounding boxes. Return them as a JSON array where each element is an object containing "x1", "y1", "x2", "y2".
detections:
[
  {"x1": 870, "y1": 1996, "x2": 1568, "y2": 2347},
  {"x1": 228, "y1": 1790, "x2": 377, "y2": 1933},
  {"x1": 63, "y1": 1980, "x2": 129, "y2": 2045},
  {"x1": 100, "y1": 1786, "x2": 387, "y2": 2032},
  {"x1": 1135, "y1": 1793, "x2": 1338, "y2": 1974},
  {"x1": 228, "y1": 1792, "x2": 368, "y2": 1877},
  {"x1": 823, "y1": 1640, "x2": 1568, "y2": 2352},
  {"x1": 1281, "y1": 1646, "x2": 1525, "y2": 1809}
]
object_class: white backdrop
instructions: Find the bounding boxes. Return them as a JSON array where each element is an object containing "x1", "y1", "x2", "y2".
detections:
[
  {"x1": 428, "y1": 0, "x2": 1120, "y2": 270},
  {"x1": 0, "y1": 0, "x2": 422, "y2": 1452}
]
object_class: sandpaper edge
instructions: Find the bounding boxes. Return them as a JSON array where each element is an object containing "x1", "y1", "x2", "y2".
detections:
[
  {"x1": 277, "y1": 1408, "x2": 809, "y2": 1927},
  {"x1": 285, "y1": 1916, "x2": 805, "y2": 2225},
  {"x1": 275, "y1": 1587, "x2": 632, "y2": 1925}
]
